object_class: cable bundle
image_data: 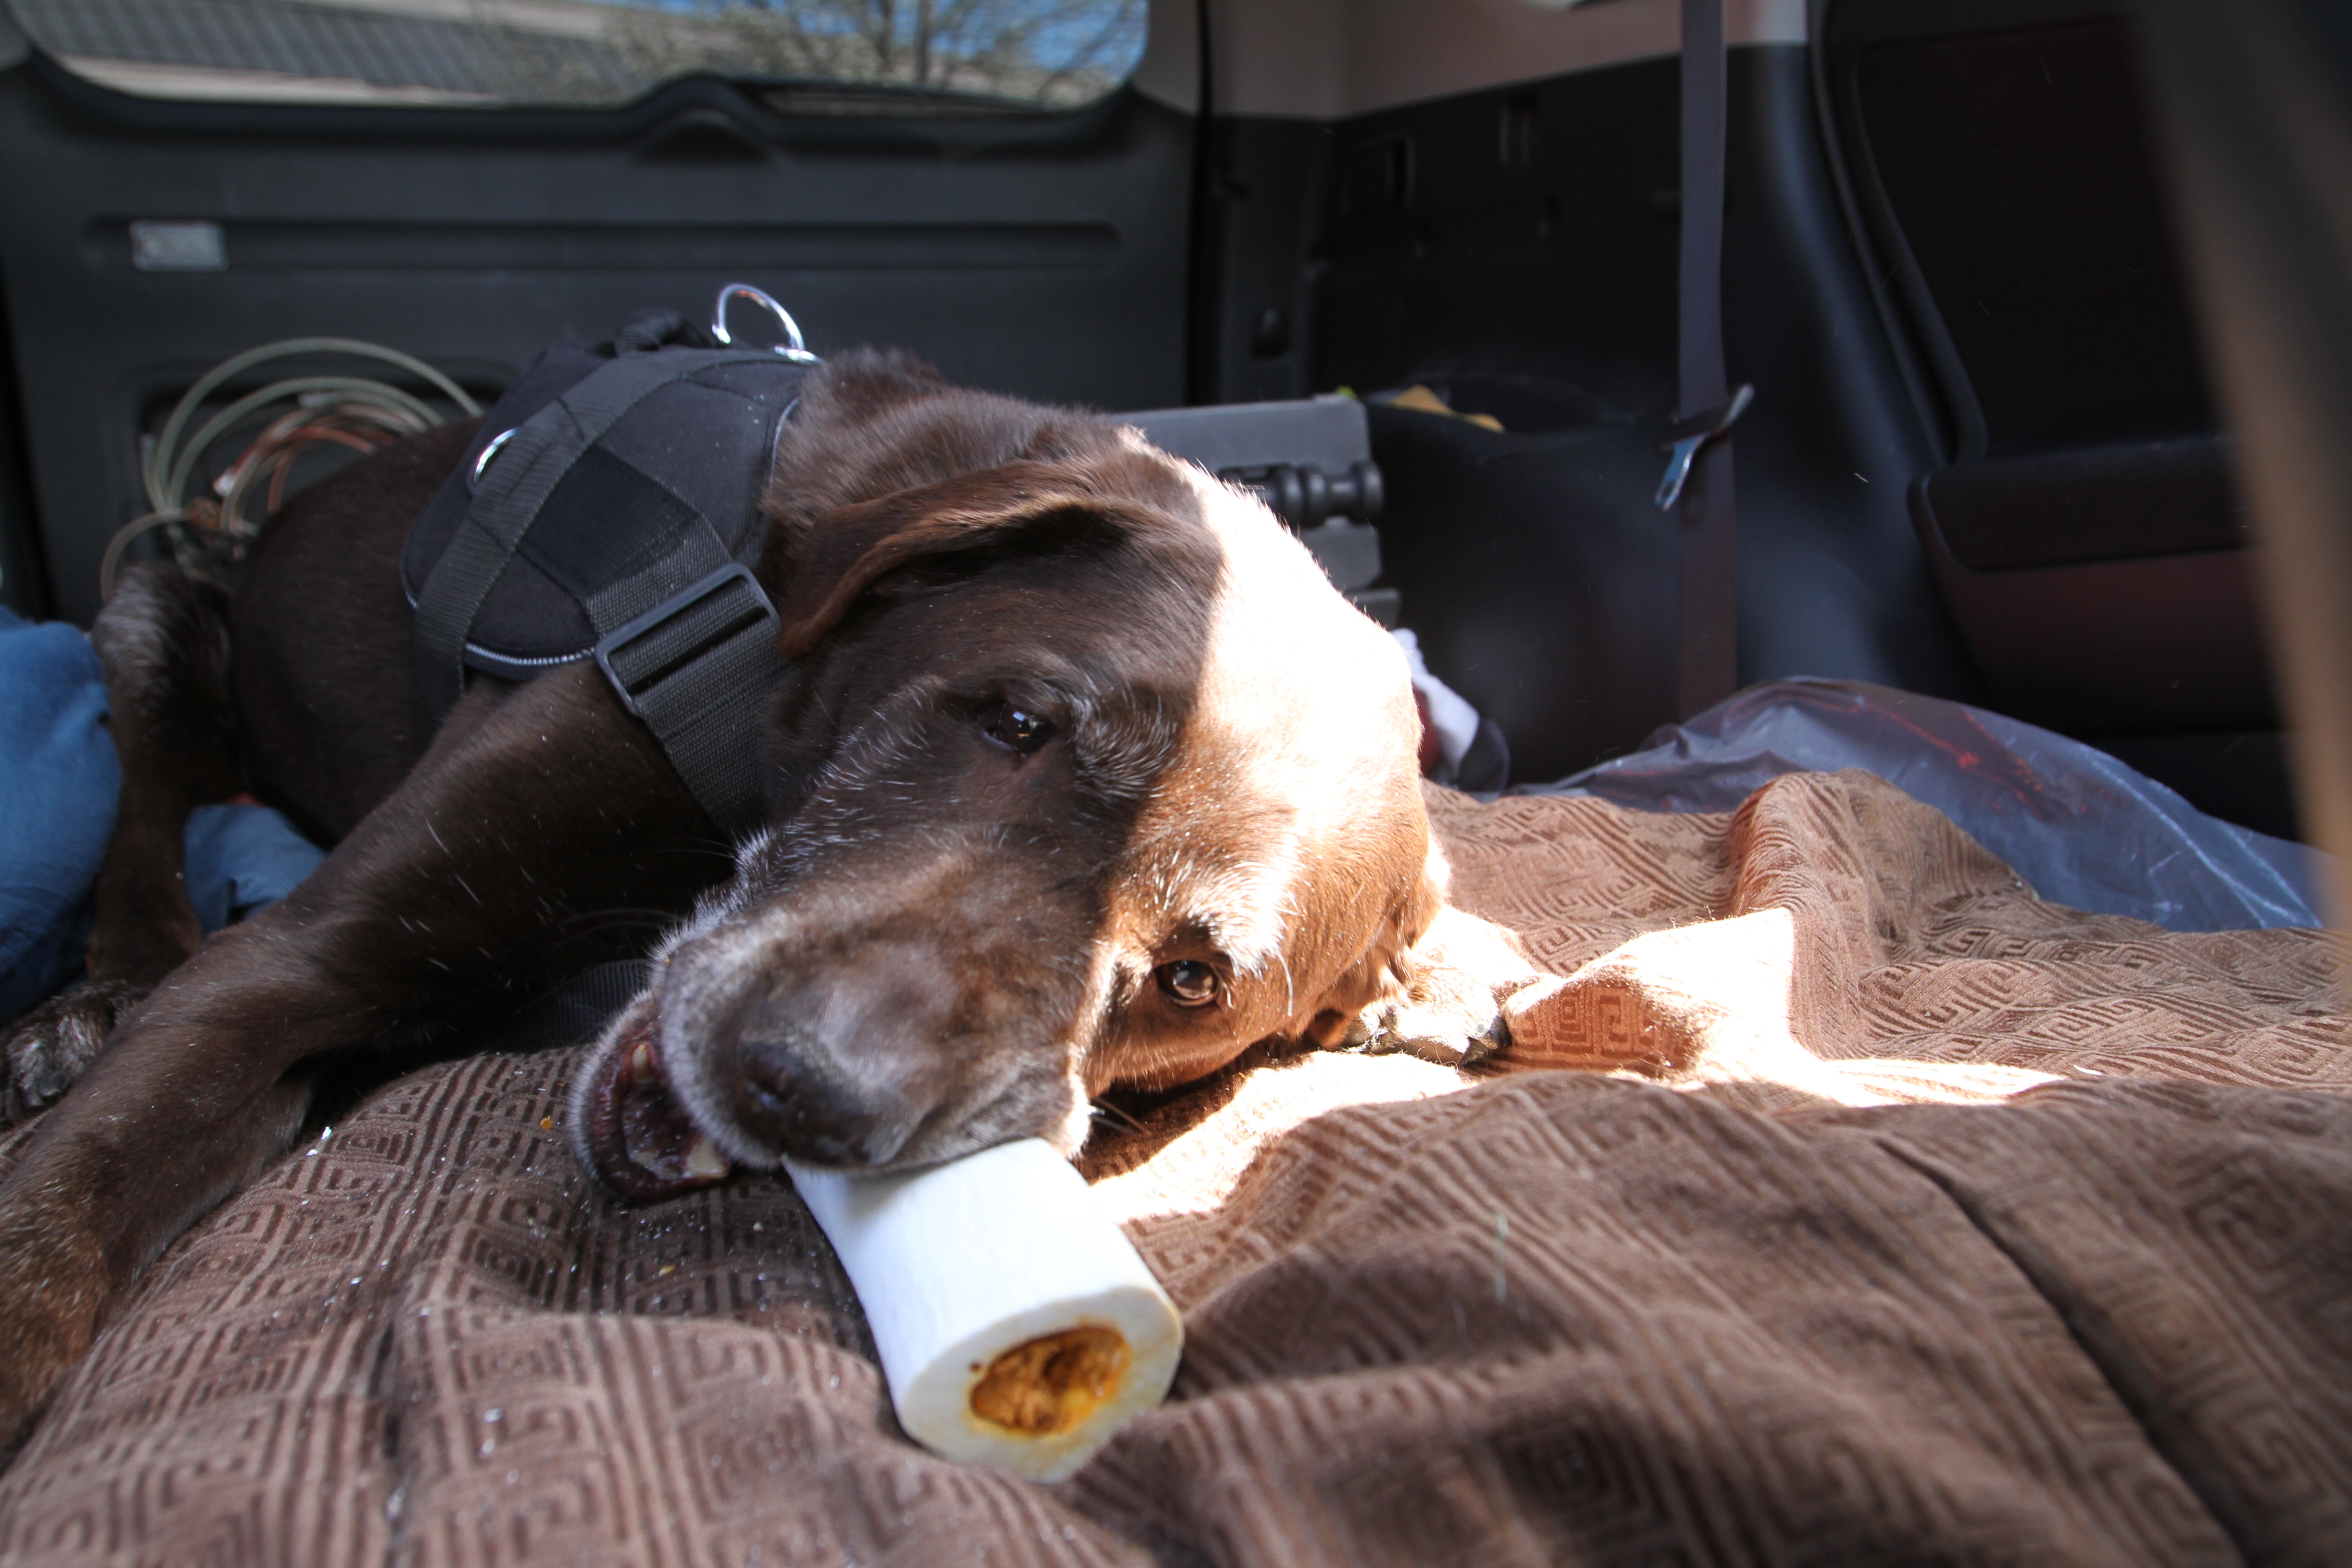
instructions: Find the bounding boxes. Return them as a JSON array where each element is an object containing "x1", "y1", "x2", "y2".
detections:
[{"x1": 101, "y1": 338, "x2": 479, "y2": 600}]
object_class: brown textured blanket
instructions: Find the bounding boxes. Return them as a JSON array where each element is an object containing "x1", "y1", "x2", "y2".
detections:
[{"x1": 2, "y1": 771, "x2": 2347, "y2": 1565}]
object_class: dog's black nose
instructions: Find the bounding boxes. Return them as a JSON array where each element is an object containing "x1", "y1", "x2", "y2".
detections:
[{"x1": 716, "y1": 1000, "x2": 910, "y2": 1167}]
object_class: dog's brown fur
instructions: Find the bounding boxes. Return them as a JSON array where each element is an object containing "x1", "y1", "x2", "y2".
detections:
[{"x1": 0, "y1": 351, "x2": 1534, "y2": 1453}]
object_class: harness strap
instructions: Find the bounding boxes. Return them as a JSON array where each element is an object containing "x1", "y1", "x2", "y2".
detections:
[
  {"x1": 490, "y1": 958, "x2": 652, "y2": 1052},
  {"x1": 587, "y1": 521, "x2": 784, "y2": 836},
  {"x1": 408, "y1": 346, "x2": 791, "y2": 835},
  {"x1": 408, "y1": 348, "x2": 779, "y2": 744},
  {"x1": 1671, "y1": 0, "x2": 1744, "y2": 718}
]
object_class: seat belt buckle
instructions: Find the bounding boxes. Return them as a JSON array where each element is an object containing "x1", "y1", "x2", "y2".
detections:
[
  {"x1": 593, "y1": 562, "x2": 779, "y2": 718},
  {"x1": 1655, "y1": 382, "x2": 1755, "y2": 510}
]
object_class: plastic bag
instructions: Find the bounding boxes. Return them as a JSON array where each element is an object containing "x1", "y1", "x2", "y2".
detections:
[{"x1": 1519, "y1": 677, "x2": 2326, "y2": 932}]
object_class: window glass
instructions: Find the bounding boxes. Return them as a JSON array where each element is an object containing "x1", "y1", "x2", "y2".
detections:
[{"x1": 13, "y1": 0, "x2": 1148, "y2": 113}]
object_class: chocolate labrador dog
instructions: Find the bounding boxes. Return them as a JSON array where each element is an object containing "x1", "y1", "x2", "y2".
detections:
[{"x1": 0, "y1": 350, "x2": 1531, "y2": 1452}]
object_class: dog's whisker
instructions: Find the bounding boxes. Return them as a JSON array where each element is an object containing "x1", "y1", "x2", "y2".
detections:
[{"x1": 1090, "y1": 1098, "x2": 1150, "y2": 1134}]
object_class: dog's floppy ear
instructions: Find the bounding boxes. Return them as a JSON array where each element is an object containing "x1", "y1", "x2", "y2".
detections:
[{"x1": 771, "y1": 456, "x2": 1160, "y2": 659}]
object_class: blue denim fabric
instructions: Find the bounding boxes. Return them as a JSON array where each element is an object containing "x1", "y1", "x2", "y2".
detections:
[
  {"x1": 0, "y1": 608, "x2": 117, "y2": 1018},
  {"x1": 0, "y1": 607, "x2": 326, "y2": 1018},
  {"x1": 184, "y1": 802, "x2": 327, "y2": 934}
]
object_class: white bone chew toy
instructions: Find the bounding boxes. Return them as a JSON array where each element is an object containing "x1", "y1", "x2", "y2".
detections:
[{"x1": 787, "y1": 1138, "x2": 1184, "y2": 1482}]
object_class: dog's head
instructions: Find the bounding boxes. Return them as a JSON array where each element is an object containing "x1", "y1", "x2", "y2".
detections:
[{"x1": 573, "y1": 353, "x2": 1466, "y2": 1199}]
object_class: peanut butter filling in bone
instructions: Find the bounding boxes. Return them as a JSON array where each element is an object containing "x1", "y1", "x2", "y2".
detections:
[
  {"x1": 968, "y1": 1324, "x2": 1132, "y2": 1436},
  {"x1": 787, "y1": 1137, "x2": 1184, "y2": 1479}
]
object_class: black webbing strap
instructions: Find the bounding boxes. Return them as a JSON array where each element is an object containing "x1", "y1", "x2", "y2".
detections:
[
  {"x1": 490, "y1": 958, "x2": 652, "y2": 1053},
  {"x1": 408, "y1": 347, "x2": 790, "y2": 837},
  {"x1": 587, "y1": 526, "x2": 785, "y2": 837},
  {"x1": 408, "y1": 348, "x2": 777, "y2": 743},
  {"x1": 1666, "y1": 0, "x2": 1749, "y2": 719}
]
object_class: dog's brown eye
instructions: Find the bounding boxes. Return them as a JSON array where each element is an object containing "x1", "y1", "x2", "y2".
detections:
[
  {"x1": 985, "y1": 704, "x2": 1055, "y2": 756},
  {"x1": 1156, "y1": 960, "x2": 1220, "y2": 1008}
]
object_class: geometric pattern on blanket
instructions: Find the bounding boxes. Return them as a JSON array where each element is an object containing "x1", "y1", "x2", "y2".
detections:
[
  {"x1": 0, "y1": 770, "x2": 2343, "y2": 1565},
  {"x1": 1436, "y1": 770, "x2": 2347, "y2": 1110},
  {"x1": 1076, "y1": 1074, "x2": 2352, "y2": 1568}
]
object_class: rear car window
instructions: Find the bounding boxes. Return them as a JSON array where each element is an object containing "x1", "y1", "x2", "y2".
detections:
[{"x1": 11, "y1": 0, "x2": 1147, "y2": 113}]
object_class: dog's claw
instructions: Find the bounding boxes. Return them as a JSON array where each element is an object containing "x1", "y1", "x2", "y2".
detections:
[
  {"x1": 1354, "y1": 997, "x2": 1509, "y2": 1067},
  {"x1": 1346, "y1": 906, "x2": 1546, "y2": 1070},
  {"x1": 2, "y1": 978, "x2": 146, "y2": 1125}
]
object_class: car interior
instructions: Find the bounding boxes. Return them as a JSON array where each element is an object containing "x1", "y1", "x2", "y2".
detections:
[
  {"x1": 0, "y1": 0, "x2": 2319, "y2": 829},
  {"x1": 0, "y1": 0, "x2": 2348, "y2": 1557}
]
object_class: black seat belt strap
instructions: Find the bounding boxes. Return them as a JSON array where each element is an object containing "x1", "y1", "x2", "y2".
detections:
[
  {"x1": 408, "y1": 347, "x2": 775, "y2": 741},
  {"x1": 1659, "y1": 0, "x2": 1753, "y2": 719}
]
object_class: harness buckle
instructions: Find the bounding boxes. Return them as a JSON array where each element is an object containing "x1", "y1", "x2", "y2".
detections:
[{"x1": 593, "y1": 563, "x2": 779, "y2": 718}]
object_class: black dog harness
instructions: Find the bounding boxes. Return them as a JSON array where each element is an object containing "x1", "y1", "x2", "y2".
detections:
[
  {"x1": 402, "y1": 286, "x2": 1396, "y2": 844},
  {"x1": 401, "y1": 290, "x2": 817, "y2": 837},
  {"x1": 394, "y1": 289, "x2": 1399, "y2": 1055}
]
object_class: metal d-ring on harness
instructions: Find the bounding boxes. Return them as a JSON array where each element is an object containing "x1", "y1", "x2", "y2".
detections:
[
  {"x1": 464, "y1": 283, "x2": 814, "y2": 499},
  {"x1": 711, "y1": 282, "x2": 820, "y2": 363},
  {"x1": 406, "y1": 282, "x2": 821, "y2": 837}
]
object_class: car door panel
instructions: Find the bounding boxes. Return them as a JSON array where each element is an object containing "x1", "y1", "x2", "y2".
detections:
[{"x1": 0, "y1": 56, "x2": 1192, "y2": 626}]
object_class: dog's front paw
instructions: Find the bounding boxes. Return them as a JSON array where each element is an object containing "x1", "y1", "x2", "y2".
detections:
[
  {"x1": 3, "y1": 978, "x2": 145, "y2": 1124},
  {"x1": 1351, "y1": 905, "x2": 1549, "y2": 1067}
]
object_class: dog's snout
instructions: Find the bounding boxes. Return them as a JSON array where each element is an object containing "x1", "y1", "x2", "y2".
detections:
[
  {"x1": 721, "y1": 1014, "x2": 894, "y2": 1166},
  {"x1": 711, "y1": 953, "x2": 956, "y2": 1168}
]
